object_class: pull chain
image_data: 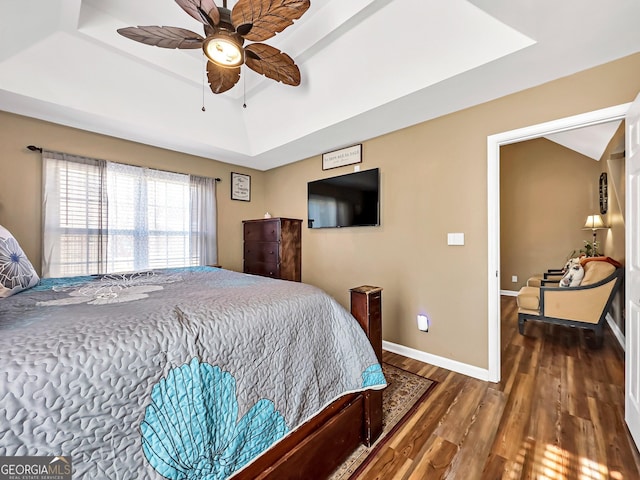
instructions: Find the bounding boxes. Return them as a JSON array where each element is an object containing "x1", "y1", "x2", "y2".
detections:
[
  {"x1": 243, "y1": 72, "x2": 247, "y2": 109},
  {"x1": 201, "y1": 55, "x2": 206, "y2": 112}
]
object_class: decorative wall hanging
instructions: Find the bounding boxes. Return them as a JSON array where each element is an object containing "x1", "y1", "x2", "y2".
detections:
[
  {"x1": 322, "y1": 144, "x2": 362, "y2": 170},
  {"x1": 599, "y1": 172, "x2": 608, "y2": 214},
  {"x1": 231, "y1": 172, "x2": 251, "y2": 201}
]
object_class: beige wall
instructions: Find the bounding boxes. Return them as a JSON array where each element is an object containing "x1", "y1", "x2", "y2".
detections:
[
  {"x1": 602, "y1": 122, "x2": 626, "y2": 262},
  {"x1": 264, "y1": 52, "x2": 640, "y2": 370},
  {"x1": 601, "y1": 122, "x2": 627, "y2": 334},
  {"x1": 500, "y1": 138, "x2": 603, "y2": 291},
  {"x1": 0, "y1": 112, "x2": 266, "y2": 274},
  {"x1": 3, "y1": 53, "x2": 640, "y2": 371}
]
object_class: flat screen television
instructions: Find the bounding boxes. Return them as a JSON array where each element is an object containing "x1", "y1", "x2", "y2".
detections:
[{"x1": 307, "y1": 168, "x2": 380, "y2": 228}]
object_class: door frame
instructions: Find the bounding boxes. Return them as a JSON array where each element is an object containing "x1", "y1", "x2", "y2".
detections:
[{"x1": 487, "y1": 103, "x2": 631, "y2": 383}]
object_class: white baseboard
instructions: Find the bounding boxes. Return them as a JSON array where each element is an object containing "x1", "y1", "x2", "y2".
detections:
[
  {"x1": 501, "y1": 289, "x2": 519, "y2": 297},
  {"x1": 383, "y1": 340, "x2": 490, "y2": 382},
  {"x1": 606, "y1": 312, "x2": 625, "y2": 351}
]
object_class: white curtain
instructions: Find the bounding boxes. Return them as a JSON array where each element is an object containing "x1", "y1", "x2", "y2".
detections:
[
  {"x1": 190, "y1": 175, "x2": 218, "y2": 266},
  {"x1": 42, "y1": 151, "x2": 108, "y2": 278},
  {"x1": 106, "y1": 162, "x2": 196, "y2": 272},
  {"x1": 42, "y1": 152, "x2": 217, "y2": 277}
]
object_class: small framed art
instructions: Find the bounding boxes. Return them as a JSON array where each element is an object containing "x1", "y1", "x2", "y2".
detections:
[{"x1": 231, "y1": 172, "x2": 251, "y2": 201}]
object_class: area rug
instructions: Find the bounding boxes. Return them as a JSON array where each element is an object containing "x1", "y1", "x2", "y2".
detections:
[{"x1": 329, "y1": 363, "x2": 437, "y2": 480}]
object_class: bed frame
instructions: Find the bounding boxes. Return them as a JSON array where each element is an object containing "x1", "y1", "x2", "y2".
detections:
[{"x1": 233, "y1": 285, "x2": 384, "y2": 480}]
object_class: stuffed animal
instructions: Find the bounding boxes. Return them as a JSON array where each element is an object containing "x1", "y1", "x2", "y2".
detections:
[
  {"x1": 559, "y1": 263, "x2": 584, "y2": 287},
  {"x1": 562, "y1": 254, "x2": 585, "y2": 273}
]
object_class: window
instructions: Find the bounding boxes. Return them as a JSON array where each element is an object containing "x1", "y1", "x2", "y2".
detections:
[{"x1": 42, "y1": 152, "x2": 217, "y2": 278}]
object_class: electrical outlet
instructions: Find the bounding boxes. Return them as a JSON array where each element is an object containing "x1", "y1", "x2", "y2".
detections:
[{"x1": 512, "y1": 275, "x2": 518, "y2": 283}]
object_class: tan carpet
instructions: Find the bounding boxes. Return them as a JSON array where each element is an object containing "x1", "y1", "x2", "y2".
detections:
[{"x1": 329, "y1": 363, "x2": 437, "y2": 480}]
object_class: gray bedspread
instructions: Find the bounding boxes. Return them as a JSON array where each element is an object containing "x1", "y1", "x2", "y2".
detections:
[{"x1": 0, "y1": 267, "x2": 385, "y2": 478}]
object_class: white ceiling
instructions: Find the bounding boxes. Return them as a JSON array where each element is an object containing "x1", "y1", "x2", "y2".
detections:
[{"x1": 1, "y1": 0, "x2": 639, "y2": 170}]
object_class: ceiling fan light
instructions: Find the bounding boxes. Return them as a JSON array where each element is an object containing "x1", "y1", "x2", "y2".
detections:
[{"x1": 203, "y1": 34, "x2": 244, "y2": 67}]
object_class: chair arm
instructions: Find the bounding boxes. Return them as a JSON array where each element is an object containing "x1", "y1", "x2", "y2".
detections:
[
  {"x1": 543, "y1": 272, "x2": 563, "y2": 280},
  {"x1": 546, "y1": 268, "x2": 564, "y2": 274}
]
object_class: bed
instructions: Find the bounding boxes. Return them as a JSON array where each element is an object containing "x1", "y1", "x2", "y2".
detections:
[{"x1": 0, "y1": 266, "x2": 386, "y2": 479}]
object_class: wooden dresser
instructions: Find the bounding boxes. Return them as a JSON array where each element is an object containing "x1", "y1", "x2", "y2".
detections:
[{"x1": 243, "y1": 218, "x2": 302, "y2": 281}]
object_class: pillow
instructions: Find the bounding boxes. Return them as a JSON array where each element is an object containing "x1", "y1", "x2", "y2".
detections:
[
  {"x1": 580, "y1": 256, "x2": 623, "y2": 268},
  {"x1": 559, "y1": 263, "x2": 584, "y2": 288},
  {"x1": 0, "y1": 225, "x2": 40, "y2": 298},
  {"x1": 562, "y1": 255, "x2": 585, "y2": 273}
]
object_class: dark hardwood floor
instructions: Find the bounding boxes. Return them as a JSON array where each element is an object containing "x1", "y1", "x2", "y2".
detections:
[{"x1": 355, "y1": 296, "x2": 640, "y2": 479}]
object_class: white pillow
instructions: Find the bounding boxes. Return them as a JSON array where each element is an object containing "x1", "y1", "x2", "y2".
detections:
[
  {"x1": 559, "y1": 263, "x2": 584, "y2": 288},
  {"x1": 0, "y1": 224, "x2": 40, "y2": 298}
]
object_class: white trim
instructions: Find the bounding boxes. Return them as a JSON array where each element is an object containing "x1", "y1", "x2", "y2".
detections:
[
  {"x1": 606, "y1": 312, "x2": 626, "y2": 351},
  {"x1": 383, "y1": 341, "x2": 490, "y2": 382},
  {"x1": 501, "y1": 289, "x2": 519, "y2": 297},
  {"x1": 487, "y1": 140, "x2": 501, "y2": 382},
  {"x1": 487, "y1": 103, "x2": 630, "y2": 383}
]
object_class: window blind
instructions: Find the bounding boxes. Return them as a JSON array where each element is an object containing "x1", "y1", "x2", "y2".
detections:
[{"x1": 42, "y1": 151, "x2": 217, "y2": 278}]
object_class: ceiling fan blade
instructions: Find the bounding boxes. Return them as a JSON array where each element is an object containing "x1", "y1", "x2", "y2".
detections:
[
  {"x1": 175, "y1": 0, "x2": 220, "y2": 27},
  {"x1": 207, "y1": 61, "x2": 241, "y2": 94},
  {"x1": 245, "y1": 43, "x2": 300, "y2": 86},
  {"x1": 232, "y1": 0, "x2": 310, "y2": 42},
  {"x1": 117, "y1": 26, "x2": 204, "y2": 49}
]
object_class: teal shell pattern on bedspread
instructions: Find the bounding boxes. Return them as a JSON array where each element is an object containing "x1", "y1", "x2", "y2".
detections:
[
  {"x1": 141, "y1": 359, "x2": 386, "y2": 479},
  {"x1": 141, "y1": 358, "x2": 289, "y2": 480}
]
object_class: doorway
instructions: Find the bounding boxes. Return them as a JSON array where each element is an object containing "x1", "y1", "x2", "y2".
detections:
[{"x1": 486, "y1": 103, "x2": 630, "y2": 383}]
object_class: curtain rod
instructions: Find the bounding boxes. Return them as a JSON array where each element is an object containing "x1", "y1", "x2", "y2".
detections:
[{"x1": 26, "y1": 145, "x2": 221, "y2": 181}]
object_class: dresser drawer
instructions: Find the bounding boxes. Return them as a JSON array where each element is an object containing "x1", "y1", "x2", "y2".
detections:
[
  {"x1": 244, "y1": 261, "x2": 280, "y2": 278},
  {"x1": 244, "y1": 221, "x2": 279, "y2": 242},
  {"x1": 244, "y1": 242, "x2": 279, "y2": 264}
]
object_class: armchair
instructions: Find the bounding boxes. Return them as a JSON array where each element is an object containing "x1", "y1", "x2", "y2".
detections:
[{"x1": 517, "y1": 259, "x2": 623, "y2": 346}]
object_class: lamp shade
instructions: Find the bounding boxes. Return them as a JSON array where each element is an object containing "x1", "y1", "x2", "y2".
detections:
[{"x1": 584, "y1": 214, "x2": 606, "y2": 230}]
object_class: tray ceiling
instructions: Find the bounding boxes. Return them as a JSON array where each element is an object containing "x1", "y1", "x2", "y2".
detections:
[{"x1": 1, "y1": 0, "x2": 639, "y2": 170}]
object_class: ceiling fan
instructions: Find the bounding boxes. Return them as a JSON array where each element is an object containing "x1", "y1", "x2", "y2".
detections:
[{"x1": 117, "y1": 0, "x2": 310, "y2": 94}]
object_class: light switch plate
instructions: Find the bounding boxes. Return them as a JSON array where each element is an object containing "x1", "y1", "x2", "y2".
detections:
[{"x1": 447, "y1": 233, "x2": 465, "y2": 246}]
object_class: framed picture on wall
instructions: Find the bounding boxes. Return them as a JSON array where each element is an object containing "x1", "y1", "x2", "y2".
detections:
[{"x1": 231, "y1": 172, "x2": 251, "y2": 201}]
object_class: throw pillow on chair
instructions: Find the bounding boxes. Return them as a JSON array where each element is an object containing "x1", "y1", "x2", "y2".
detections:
[{"x1": 559, "y1": 264, "x2": 584, "y2": 287}]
